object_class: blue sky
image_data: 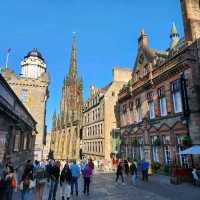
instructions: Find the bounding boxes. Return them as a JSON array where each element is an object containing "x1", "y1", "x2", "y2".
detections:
[{"x1": 0, "y1": 0, "x2": 183, "y2": 132}]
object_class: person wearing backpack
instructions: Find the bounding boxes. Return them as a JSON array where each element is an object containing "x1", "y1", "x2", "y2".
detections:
[
  {"x1": 60, "y1": 164, "x2": 72, "y2": 200},
  {"x1": 4, "y1": 165, "x2": 16, "y2": 200}
]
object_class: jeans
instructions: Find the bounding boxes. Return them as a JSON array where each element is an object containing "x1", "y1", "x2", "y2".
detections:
[
  {"x1": 71, "y1": 177, "x2": 78, "y2": 195},
  {"x1": 61, "y1": 182, "x2": 71, "y2": 198},
  {"x1": 6, "y1": 187, "x2": 13, "y2": 200},
  {"x1": 116, "y1": 173, "x2": 124, "y2": 183},
  {"x1": 22, "y1": 190, "x2": 30, "y2": 200},
  {"x1": 48, "y1": 179, "x2": 58, "y2": 200},
  {"x1": 83, "y1": 177, "x2": 90, "y2": 194},
  {"x1": 131, "y1": 173, "x2": 136, "y2": 185},
  {"x1": 142, "y1": 170, "x2": 148, "y2": 181}
]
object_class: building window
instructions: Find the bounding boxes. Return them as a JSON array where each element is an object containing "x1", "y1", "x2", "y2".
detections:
[
  {"x1": 124, "y1": 112, "x2": 128, "y2": 126},
  {"x1": 149, "y1": 101, "x2": 155, "y2": 119},
  {"x1": 20, "y1": 89, "x2": 28, "y2": 104},
  {"x1": 139, "y1": 138, "x2": 145, "y2": 160},
  {"x1": 158, "y1": 87, "x2": 167, "y2": 116},
  {"x1": 177, "y1": 136, "x2": 189, "y2": 167},
  {"x1": 112, "y1": 91, "x2": 115, "y2": 96},
  {"x1": 136, "y1": 98, "x2": 142, "y2": 123},
  {"x1": 162, "y1": 135, "x2": 171, "y2": 164},
  {"x1": 13, "y1": 133, "x2": 20, "y2": 152},
  {"x1": 143, "y1": 65, "x2": 148, "y2": 76},
  {"x1": 151, "y1": 136, "x2": 159, "y2": 162},
  {"x1": 171, "y1": 80, "x2": 182, "y2": 113}
]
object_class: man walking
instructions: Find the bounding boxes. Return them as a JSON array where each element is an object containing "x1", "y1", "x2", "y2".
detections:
[
  {"x1": 141, "y1": 160, "x2": 149, "y2": 182},
  {"x1": 70, "y1": 160, "x2": 80, "y2": 196},
  {"x1": 48, "y1": 161, "x2": 60, "y2": 200}
]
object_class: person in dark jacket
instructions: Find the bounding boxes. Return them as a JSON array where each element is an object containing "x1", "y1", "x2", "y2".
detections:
[
  {"x1": 130, "y1": 162, "x2": 137, "y2": 186},
  {"x1": 48, "y1": 161, "x2": 60, "y2": 200},
  {"x1": 124, "y1": 160, "x2": 129, "y2": 176},
  {"x1": 60, "y1": 164, "x2": 72, "y2": 200},
  {"x1": 82, "y1": 164, "x2": 92, "y2": 195},
  {"x1": 115, "y1": 161, "x2": 124, "y2": 184}
]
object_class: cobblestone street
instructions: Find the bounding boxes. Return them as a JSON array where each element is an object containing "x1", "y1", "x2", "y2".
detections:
[{"x1": 13, "y1": 173, "x2": 200, "y2": 200}]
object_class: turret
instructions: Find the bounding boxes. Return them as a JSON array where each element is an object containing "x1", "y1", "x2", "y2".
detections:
[{"x1": 170, "y1": 23, "x2": 180, "y2": 49}]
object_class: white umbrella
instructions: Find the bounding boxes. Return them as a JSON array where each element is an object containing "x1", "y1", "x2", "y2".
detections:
[{"x1": 179, "y1": 145, "x2": 200, "y2": 155}]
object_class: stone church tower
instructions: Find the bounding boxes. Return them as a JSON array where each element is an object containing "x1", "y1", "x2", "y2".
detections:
[
  {"x1": 2, "y1": 48, "x2": 50, "y2": 161},
  {"x1": 50, "y1": 35, "x2": 83, "y2": 160}
]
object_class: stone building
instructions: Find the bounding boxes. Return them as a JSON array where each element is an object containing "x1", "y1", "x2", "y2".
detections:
[
  {"x1": 82, "y1": 68, "x2": 131, "y2": 161},
  {"x1": 50, "y1": 36, "x2": 83, "y2": 160},
  {"x1": 117, "y1": 0, "x2": 200, "y2": 167},
  {"x1": 2, "y1": 48, "x2": 50, "y2": 161},
  {"x1": 0, "y1": 73, "x2": 36, "y2": 168}
]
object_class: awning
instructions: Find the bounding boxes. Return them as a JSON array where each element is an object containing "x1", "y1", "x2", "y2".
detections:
[{"x1": 179, "y1": 145, "x2": 200, "y2": 155}]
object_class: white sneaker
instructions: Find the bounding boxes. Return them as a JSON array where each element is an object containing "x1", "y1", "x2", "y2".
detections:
[{"x1": 122, "y1": 182, "x2": 125, "y2": 185}]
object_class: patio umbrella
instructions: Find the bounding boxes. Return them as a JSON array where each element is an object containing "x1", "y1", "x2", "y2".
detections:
[{"x1": 179, "y1": 145, "x2": 200, "y2": 155}]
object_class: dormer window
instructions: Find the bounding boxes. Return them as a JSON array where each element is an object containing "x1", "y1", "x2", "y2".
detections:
[{"x1": 143, "y1": 65, "x2": 148, "y2": 76}]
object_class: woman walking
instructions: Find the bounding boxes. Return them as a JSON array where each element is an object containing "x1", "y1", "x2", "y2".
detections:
[
  {"x1": 4, "y1": 165, "x2": 16, "y2": 200},
  {"x1": 60, "y1": 164, "x2": 72, "y2": 200},
  {"x1": 20, "y1": 171, "x2": 32, "y2": 200},
  {"x1": 82, "y1": 164, "x2": 92, "y2": 195}
]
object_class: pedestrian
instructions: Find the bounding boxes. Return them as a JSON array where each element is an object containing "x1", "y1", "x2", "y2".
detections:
[
  {"x1": 130, "y1": 161, "x2": 137, "y2": 186},
  {"x1": 24, "y1": 160, "x2": 34, "y2": 181},
  {"x1": 192, "y1": 168, "x2": 199, "y2": 185},
  {"x1": 48, "y1": 161, "x2": 60, "y2": 200},
  {"x1": 70, "y1": 160, "x2": 80, "y2": 196},
  {"x1": 4, "y1": 164, "x2": 16, "y2": 200},
  {"x1": 124, "y1": 159, "x2": 129, "y2": 176},
  {"x1": 115, "y1": 162, "x2": 124, "y2": 184},
  {"x1": 141, "y1": 160, "x2": 149, "y2": 182},
  {"x1": 60, "y1": 164, "x2": 72, "y2": 200},
  {"x1": 82, "y1": 164, "x2": 92, "y2": 195},
  {"x1": 34, "y1": 160, "x2": 46, "y2": 200},
  {"x1": 20, "y1": 171, "x2": 34, "y2": 200}
]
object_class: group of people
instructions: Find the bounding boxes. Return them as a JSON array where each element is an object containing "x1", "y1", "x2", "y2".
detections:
[
  {"x1": 0, "y1": 158, "x2": 95, "y2": 200},
  {"x1": 0, "y1": 159, "x2": 47, "y2": 200},
  {"x1": 115, "y1": 159, "x2": 150, "y2": 185},
  {"x1": 47, "y1": 159, "x2": 94, "y2": 200}
]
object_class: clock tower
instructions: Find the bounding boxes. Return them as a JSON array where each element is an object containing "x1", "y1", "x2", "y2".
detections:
[{"x1": 2, "y1": 49, "x2": 50, "y2": 161}]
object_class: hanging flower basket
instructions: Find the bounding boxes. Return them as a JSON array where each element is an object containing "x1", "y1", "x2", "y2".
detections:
[
  {"x1": 132, "y1": 139, "x2": 139, "y2": 147},
  {"x1": 181, "y1": 136, "x2": 192, "y2": 147},
  {"x1": 152, "y1": 138, "x2": 161, "y2": 146}
]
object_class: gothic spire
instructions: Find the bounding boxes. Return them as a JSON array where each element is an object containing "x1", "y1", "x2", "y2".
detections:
[
  {"x1": 170, "y1": 23, "x2": 180, "y2": 49},
  {"x1": 69, "y1": 32, "x2": 77, "y2": 78}
]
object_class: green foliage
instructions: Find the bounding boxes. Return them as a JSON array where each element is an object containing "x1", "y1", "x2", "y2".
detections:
[
  {"x1": 132, "y1": 139, "x2": 139, "y2": 146},
  {"x1": 163, "y1": 164, "x2": 172, "y2": 176},
  {"x1": 182, "y1": 136, "x2": 192, "y2": 146},
  {"x1": 151, "y1": 137, "x2": 161, "y2": 146},
  {"x1": 151, "y1": 162, "x2": 161, "y2": 173}
]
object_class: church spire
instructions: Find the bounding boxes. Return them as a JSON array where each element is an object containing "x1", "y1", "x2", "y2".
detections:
[{"x1": 69, "y1": 32, "x2": 77, "y2": 78}]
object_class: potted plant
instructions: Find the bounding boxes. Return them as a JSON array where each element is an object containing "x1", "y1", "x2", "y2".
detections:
[
  {"x1": 181, "y1": 136, "x2": 192, "y2": 147},
  {"x1": 152, "y1": 138, "x2": 161, "y2": 146},
  {"x1": 132, "y1": 139, "x2": 139, "y2": 147}
]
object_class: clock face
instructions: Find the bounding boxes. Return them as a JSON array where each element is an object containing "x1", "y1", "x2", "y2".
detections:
[{"x1": 139, "y1": 54, "x2": 144, "y2": 65}]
